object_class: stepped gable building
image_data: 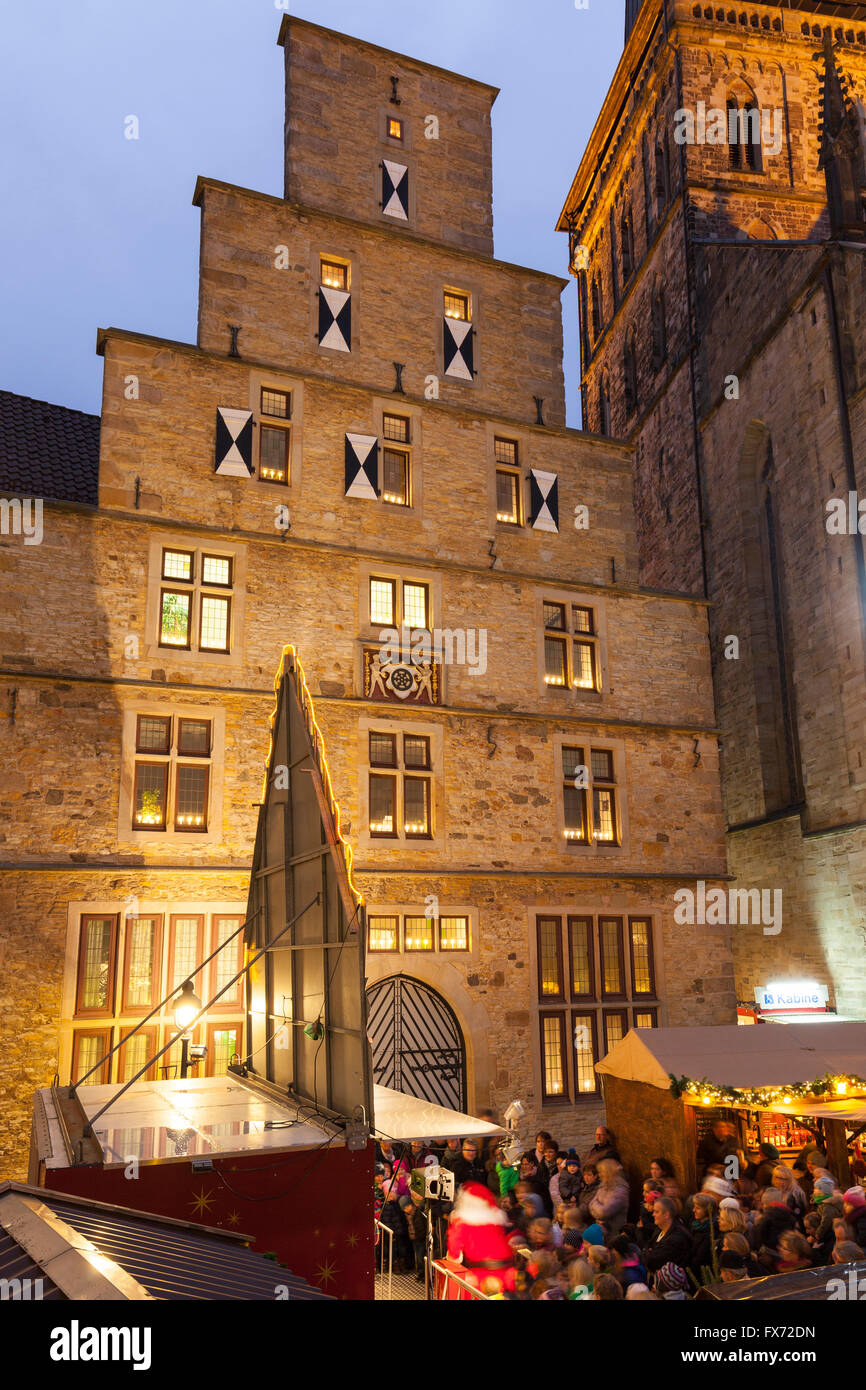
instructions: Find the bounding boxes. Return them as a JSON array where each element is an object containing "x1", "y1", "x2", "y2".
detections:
[
  {"x1": 559, "y1": 0, "x2": 866, "y2": 1023},
  {"x1": 0, "y1": 16, "x2": 734, "y2": 1180}
]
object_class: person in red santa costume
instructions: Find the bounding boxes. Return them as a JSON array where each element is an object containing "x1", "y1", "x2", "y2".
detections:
[{"x1": 443, "y1": 1181, "x2": 517, "y2": 1298}]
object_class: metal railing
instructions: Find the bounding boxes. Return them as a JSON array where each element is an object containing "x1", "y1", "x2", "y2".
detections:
[
  {"x1": 429, "y1": 1259, "x2": 493, "y2": 1301},
  {"x1": 374, "y1": 1220, "x2": 393, "y2": 1300}
]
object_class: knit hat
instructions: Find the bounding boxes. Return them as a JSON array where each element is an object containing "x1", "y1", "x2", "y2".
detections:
[
  {"x1": 702, "y1": 1175, "x2": 735, "y2": 1198},
  {"x1": 654, "y1": 1262, "x2": 690, "y2": 1294},
  {"x1": 719, "y1": 1251, "x2": 747, "y2": 1272},
  {"x1": 813, "y1": 1176, "x2": 836, "y2": 1197},
  {"x1": 580, "y1": 1223, "x2": 605, "y2": 1246},
  {"x1": 565, "y1": 1149, "x2": 580, "y2": 1168},
  {"x1": 719, "y1": 1197, "x2": 741, "y2": 1211},
  {"x1": 843, "y1": 1185, "x2": 866, "y2": 1208}
]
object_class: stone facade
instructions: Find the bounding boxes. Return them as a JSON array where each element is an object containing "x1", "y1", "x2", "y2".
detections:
[
  {"x1": 560, "y1": 0, "x2": 866, "y2": 1022},
  {"x1": 0, "y1": 14, "x2": 735, "y2": 1180}
]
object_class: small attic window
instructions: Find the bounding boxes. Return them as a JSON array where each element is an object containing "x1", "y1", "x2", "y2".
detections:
[{"x1": 388, "y1": 117, "x2": 404, "y2": 141}]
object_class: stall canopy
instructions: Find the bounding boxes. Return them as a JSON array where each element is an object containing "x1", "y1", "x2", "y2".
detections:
[
  {"x1": 373, "y1": 1086, "x2": 504, "y2": 1143},
  {"x1": 596, "y1": 1022, "x2": 866, "y2": 1094}
]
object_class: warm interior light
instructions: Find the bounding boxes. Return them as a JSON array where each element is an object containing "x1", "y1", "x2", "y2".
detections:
[
  {"x1": 836, "y1": 1080, "x2": 848, "y2": 1095},
  {"x1": 260, "y1": 467, "x2": 286, "y2": 482},
  {"x1": 174, "y1": 980, "x2": 202, "y2": 1031},
  {"x1": 564, "y1": 828, "x2": 584, "y2": 840},
  {"x1": 545, "y1": 675, "x2": 566, "y2": 686},
  {"x1": 497, "y1": 511, "x2": 517, "y2": 523},
  {"x1": 702, "y1": 1094, "x2": 711, "y2": 1105}
]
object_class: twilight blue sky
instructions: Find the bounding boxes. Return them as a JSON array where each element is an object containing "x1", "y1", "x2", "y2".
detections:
[{"x1": 0, "y1": 0, "x2": 623, "y2": 427}]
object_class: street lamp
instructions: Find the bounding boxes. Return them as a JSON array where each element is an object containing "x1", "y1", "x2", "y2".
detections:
[{"x1": 174, "y1": 980, "x2": 202, "y2": 1079}]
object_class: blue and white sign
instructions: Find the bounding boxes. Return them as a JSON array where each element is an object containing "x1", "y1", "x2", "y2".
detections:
[{"x1": 754, "y1": 981, "x2": 829, "y2": 1013}]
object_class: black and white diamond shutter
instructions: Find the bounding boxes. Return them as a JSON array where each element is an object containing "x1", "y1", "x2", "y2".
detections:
[
  {"x1": 381, "y1": 160, "x2": 409, "y2": 220},
  {"x1": 443, "y1": 318, "x2": 474, "y2": 380},
  {"x1": 318, "y1": 287, "x2": 351, "y2": 353},
  {"x1": 345, "y1": 434, "x2": 379, "y2": 500},
  {"x1": 529, "y1": 469, "x2": 559, "y2": 532},
  {"x1": 215, "y1": 407, "x2": 254, "y2": 477}
]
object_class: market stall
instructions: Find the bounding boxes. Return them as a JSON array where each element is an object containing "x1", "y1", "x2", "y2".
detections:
[{"x1": 596, "y1": 1022, "x2": 866, "y2": 1194}]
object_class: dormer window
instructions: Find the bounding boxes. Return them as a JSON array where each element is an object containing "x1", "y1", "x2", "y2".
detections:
[{"x1": 388, "y1": 117, "x2": 404, "y2": 140}]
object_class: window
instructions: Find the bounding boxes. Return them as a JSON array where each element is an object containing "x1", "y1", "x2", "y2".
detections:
[
  {"x1": 369, "y1": 576, "x2": 429, "y2": 630},
  {"x1": 727, "y1": 98, "x2": 763, "y2": 171},
  {"x1": 651, "y1": 285, "x2": 667, "y2": 371},
  {"x1": 444, "y1": 290, "x2": 470, "y2": 321},
  {"x1": 71, "y1": 1029, "x2": 113, "y2": 1085},
  {"x1": 599, "y1": 375, "x2": 611, "y2": 437},
  {"x1": 118, "y1": 1027, "x2": 159, "y2": 1084},
  {"x1": 75, "y1": 915, "x2": 118, "y2": 1016},
  {"x1": 132, "y1": 716, "x2": 213, "y2": 833},
  {"x1": 159, "y1": 546, "x2": 232, "y2": 654},
  {"x1": 591, "y1": 278, "x2": 602, "y2": 341},
  {"x1": 620, "y1": 209, "x2": 634, "y2": 281},
  {"x1": 535, "y1": 914, "x2": 658, "y2": 1100},
  {"x1": 542, "y1": 601, "x2": 601, "y2": 692},
  {"x1": 382, "y1": 414, "x2": 411, "y2": 506},
  {"x1": 367, "y1": 912, "x2": 469, "y2": 953},
  {"x1": 320, "y1": 258, "x2": 348, "y2": 291},
  {"x1": 561, "y1": 744, "x2": 620, "y2": 846},
  {"x1": 168, "y1": 915, "x2": 205, "y2": 995},
  {"x1": 495, "y1": 437, "x2": 521, "y2": 525},
  {"x1": 259, "y1": 388, "x2": 291, "y2": 485},
  {"x1": 655, "y1": 137, "x2": 670, "y2": 217},
  {"x1": 368, "y1": 732, "x2": 432, "y2": 838},
  {"x1": 624, "y1": 330, "x2": 638, "y2": 416},
  {"x1": 388, "y1": 116, "x2": 404, "y2": 140},
  {"x1": 122, "y1": 915, "x2": 163, "y2": 1013},
  {"x1": 207, "y1": 1024, "x2": 239, "y2": 1076}
]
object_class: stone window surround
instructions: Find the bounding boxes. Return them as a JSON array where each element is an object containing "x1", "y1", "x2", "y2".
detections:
[
  {"x1": 526, "y1": 904, "x2": 664, "y2": 1108},
  {"x1": 117, "y1": 699, "x2": 227, "y2": 848},
  {"x1": 378, "y1": 106, "x2": 413, "y2": 151},
  {"x1": 372, "y1": 395, "x2": 425, "y2": 515},
  {"x1": 246, "y1": 368, "x2": 305, "y2": 490},
  {"x1": 311, "y1": 245, "x2": 359, "y2": 357},
  {"x1": 144, "y1": 532, "x2": 247, "y2": 668},
  {"x1": 355, "y1": 557, "x2": 445, "y2": 700},
  {"x1": 355, "y1": 712, "x2": 445, "y2": 853},
  {"x1": 438, "y1": 276, "x2": 482, "y2": 388},
  {"x1": 364, "y1": 901, "x2": 479, "y2": 962},
  {"x1": 60, "y1": 897, "x2": 247, "y2": 1087},
  {"x1": 552, "y1": 730, "x2": 630, "y2": 857},
  {"x1": 486, "y1": 419, "x2": 532, "y2": 529},
  {"x1": 535, "y1": 586, "x2": 610, "y2": 702}
]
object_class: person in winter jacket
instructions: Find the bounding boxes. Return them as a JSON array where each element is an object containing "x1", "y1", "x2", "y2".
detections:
[
  {"x1": 450, "y1": 1139, "x2": 488, "y2": 1190},
  {"x1": 577, "y1": 1163, "x2": 601, "y2": 1222},
  {"x1": 446, "y1": 1181, "x2": 518, "y2": 1295},
  {"x1": 643, "y1": 1196, "x2": 693, "y2": 1274},
  {"x1": 652, "y1": 1261, "x2": 691, "y2": 1299},
  {"x1": 722, "y1": 1231, "x2": 765, "y2": 1279},
  {"x1": 588, "y1": 1158, "x2": 630, "y2": 1236},
  {"x1": 842, "y1": 1185, "x2": 866, "y2": 1247},
  {"x1": 585, "y1": 1125, "x2": 620, "y2": 1168},
  {"x1": 637, "y1": 1182, "x2": 664, "y2": 1244},
  {"x1": 610, "y1": 1233, "x2": 648, "y2": 1290},
  {"x1": 810, "y1": 1175, "x2": 843, "y2": 1260},
  {"x1": 751, "y1": 1187, "x2": 797, "y2": 1269},
  {"x1": 772, "y1": 1163, "x2": 808, "y2": 1229},
  {"x1": 378, "y1": 1183, "x2": 413, "y2": 1272},
  {"x1": 558, "y1": 1150, "x2": 583, "y2": 1205},
  {"x1": 745, "y1": 1142, "x2": 779, "y2": 1191},
  {"x1": 689, "y1": 1192, "x2": 721, "y2": 1278}
]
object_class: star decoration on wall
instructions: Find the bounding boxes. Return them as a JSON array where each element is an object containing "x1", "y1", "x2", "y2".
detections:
[
  {"x1": 315, "y1": 1258, "x2": 338, "y2": 1289},
  {"x1": 189, "y1": 1188, "x2": 216, "y2": 1218},
  {"x1": 226, "y1": 1211, "x2": 241, "y2": 1227},
  {"x1": 346, "y1": 1232, "x2": 359, "y2": 1248}
]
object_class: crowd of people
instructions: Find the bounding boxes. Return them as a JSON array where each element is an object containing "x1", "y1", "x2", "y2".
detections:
[{"x1": 374, "y1": 1118, "x2": 866, "y2": 1299}]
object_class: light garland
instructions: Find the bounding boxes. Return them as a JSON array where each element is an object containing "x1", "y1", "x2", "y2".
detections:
[{"x1": 669, "y1": 1071, "x2": 866, "y2": 1106}]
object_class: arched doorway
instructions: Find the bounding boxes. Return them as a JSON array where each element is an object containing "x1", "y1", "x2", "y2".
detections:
[{"x1": 366, "y1": 975, "x2": 466, "y2": 1111}]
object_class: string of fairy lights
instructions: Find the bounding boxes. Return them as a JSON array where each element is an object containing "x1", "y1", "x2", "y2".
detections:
[{"x1": 669, "y1": 1072, "x2": 866, "y2": 1107}]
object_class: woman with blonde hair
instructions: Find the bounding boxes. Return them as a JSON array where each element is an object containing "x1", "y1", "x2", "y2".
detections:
[
  {"x1": 588, "y1": 1157, "x2": 630, "y2": 1236},
  {"x1": 719, "y1": 1203, "x2": 747, "y2": 1236},
  {"x1": 567, "y1": 1255, "x2": 595, "y2": 1299},
  {"x1": 773, "y1": 1163, "x2": 808, "y2": 1227}
]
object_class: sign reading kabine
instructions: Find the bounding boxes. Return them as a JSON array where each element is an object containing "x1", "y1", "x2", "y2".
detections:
[{"x1": 754, "y1": 982, "x2": 830, "y2": 1014}]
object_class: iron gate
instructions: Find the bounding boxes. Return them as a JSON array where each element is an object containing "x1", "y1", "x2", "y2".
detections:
[{"x1": 366, "y1": 975, "x2": 466, "y2": 1111}]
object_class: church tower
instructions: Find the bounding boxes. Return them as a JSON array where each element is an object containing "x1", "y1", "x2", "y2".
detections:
[{"x1": 559, "y1": 0, "x2": 866, "y2": 1021}]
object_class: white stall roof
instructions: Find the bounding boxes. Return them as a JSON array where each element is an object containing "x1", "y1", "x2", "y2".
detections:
[
  {"x1": 373, "y1": 1085, "x2": 504, "y2": 1142},
  {"x1": 596, "y1": 1023, "x2": 866, "y2": 1093}
]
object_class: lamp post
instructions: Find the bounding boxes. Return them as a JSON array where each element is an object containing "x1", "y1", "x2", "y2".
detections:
[{"x1": 174, "y1": 980, "x2": 202, "y2": 1080}]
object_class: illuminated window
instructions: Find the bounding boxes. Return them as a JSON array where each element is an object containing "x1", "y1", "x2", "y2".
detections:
[
  {"x1": 591, "y1": 749, "x2": 617, "y2": 843},
  {"x1": 370, "y1": 577, "x2": 396, "y2": 627},
  {"x1": 495, "y1": 438, "x2": 521, "y2": 524},
  {"x1": 368, "y1": 916, "x2": 399, "y2": 951},
  {"x1": 439, "y1": 916, "x2": 469, "y2": 951},
  {"x1": 158, "y1": 546, "x2": 233, "y2": 654},
  {"x1": 541, "y1": 1013, "x2": 567, "y2": 1101},
  {"x1": 562, "y1": 746, "x2": 587, "y2": 843},
  {"x1": 123, "y1": 917, "x2": 160, "y2": 1010},
  {"x1": 388, "y1": 116, "x2": 404, "y2": 140},
  {"x1": 404, "y1": 916, "x2": 434, "y2": 951},
  {"x1": 536, "y1": 914, "x2": 657, "y2": 1100},
  {"x1": 209, "y1": 1025, "x2": 239, "y2": 1076},
  {"x1": 169, "y1": 916, "x2": 203, "y2": 993},
  {"x1": 175, "y1": 765, "x2": 208, "y2": 831},
  {"x1": 320, "y1": 258, "x2": 348, "y2": 291},
  {"x1": 383, "y1": 447, "x2": 410, "y2": 506},
  {"x1": 444, "y1": 290, "x2": 470, "y2": 321},
  {"x1": 562, "y1": 744, "x2": 618, "y2": 847},
  {"x1": 120, "y1": 1030, "x2": 152, "y2": 1083},
  {"x1": 542, "y1": 599, "x2": 601, "y2": 692},
  {"x1": 132, "y1": 717, "x2": 212, "y2": 834},
  {"x1": 71, "y1": 1030, "x2": 112, "y2": 1085},
  {"x1": 402, "y1": 581, "x2": 428, "y2": 630},
  {"x1": 368, "y1": 575, "x2": 429, "y2": 630},
  {"x1": 367, "y1": 729, "x2": 434, "y2": 841},
  {"x1": 76, "y1": 916, "x2": 117, "y2": 1014},
  {"x1": 383, "y1": 414, "x2": 409, "y2": 443},
  {"x1": 259, "y1": 388, "x2": 291, "y2": 485}
]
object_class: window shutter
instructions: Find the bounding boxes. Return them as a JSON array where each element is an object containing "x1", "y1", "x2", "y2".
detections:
[
  {"x1": 381, "y1": 160, "x2": 409, "y2": 220},
  {"x1": 214, "y1": 408, "x2": 254, "y2": 477},
  {"x1": 529, "y1": 469, "x2": 559, "y2": 532},
  {"x1": 318, "y1": 287, "x2": 351, "y2": 353},
  {"x1": 443, "y1": 318, "x2": 474, "y2": 380},
  {"x1": 345, "y1": 433, "x2": 379, "y2": 499}
]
